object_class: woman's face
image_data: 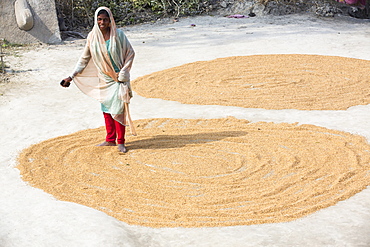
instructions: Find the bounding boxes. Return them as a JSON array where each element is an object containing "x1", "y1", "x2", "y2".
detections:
[{"x1": 97, "y1": 13, "x2": 110, "y2": 32}]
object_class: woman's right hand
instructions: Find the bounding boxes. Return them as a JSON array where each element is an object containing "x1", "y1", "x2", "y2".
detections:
[{"x1": 60, "y1": 76, "x2": 72, "y2": 87}]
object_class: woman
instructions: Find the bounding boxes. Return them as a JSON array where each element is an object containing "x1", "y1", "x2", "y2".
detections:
[{"x1": 61, "y1": 7, "x2": 136, "y2": 153}]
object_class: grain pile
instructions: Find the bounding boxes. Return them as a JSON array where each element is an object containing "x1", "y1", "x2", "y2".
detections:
[
  {"x1": 17, "y1": 117, "x2": 370, "y2": 228},
  {"x1": 132, "y1": 54, "x2": 370, "y2": 110}
]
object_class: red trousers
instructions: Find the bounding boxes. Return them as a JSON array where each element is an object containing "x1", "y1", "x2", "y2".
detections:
[{"x1": 103, "y1": 112, "x2": 126, "y2": 144}]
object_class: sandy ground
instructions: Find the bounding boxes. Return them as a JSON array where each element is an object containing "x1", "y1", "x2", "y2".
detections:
[{"x1": 1, "y1": 13, "x2": 370, "y2": 246}]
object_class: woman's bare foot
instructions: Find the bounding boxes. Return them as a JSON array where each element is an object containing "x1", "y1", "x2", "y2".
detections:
[
  {"x1": 96, "y1": 141, "x2": 116, "y2": 146},
  {"x1": 118, "y1": 144, "x2": 127, "y2": 153}
]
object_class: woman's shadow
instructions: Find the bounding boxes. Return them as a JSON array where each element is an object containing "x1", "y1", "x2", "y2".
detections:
[{"x1": 127, "y1": 130, "x2": 248, "y2": 150}]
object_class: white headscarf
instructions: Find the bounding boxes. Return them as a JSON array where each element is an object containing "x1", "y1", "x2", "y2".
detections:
[{"x1": 72, "y1": 7, "x2": 136, "y2": 135}]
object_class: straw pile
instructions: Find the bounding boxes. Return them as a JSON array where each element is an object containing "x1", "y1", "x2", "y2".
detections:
[
  {"x1": 17, "y1": 117, "x2": 370, "y2": 227},
  {"x1": 132, "y1": 54, "x2": 370, "y2": 110}
]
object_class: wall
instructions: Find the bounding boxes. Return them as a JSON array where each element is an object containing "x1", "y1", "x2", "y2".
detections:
[{"x1": 0, "y1": 0, "x2": 61, "y2": 44}]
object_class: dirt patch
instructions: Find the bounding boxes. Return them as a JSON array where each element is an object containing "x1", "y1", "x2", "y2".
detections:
[{"x1": 17, "y1": 117, "x2": 370, "y2": 228}]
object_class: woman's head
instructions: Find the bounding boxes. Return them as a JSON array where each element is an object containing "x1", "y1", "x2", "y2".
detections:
[{"x1": 97, "y1": 9, "x2": 111, "y2": 32}]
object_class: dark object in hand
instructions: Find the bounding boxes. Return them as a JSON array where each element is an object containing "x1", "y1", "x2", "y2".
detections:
[{"x1": 60, "y1": 80, "x2": 71, "y2": 87}]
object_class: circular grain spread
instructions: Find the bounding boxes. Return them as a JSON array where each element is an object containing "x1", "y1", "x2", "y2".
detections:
[
  {"x1": 17, "y1": 117, "x2": 370, "y2": 228},
  {"x1": 132, "y1": 54, "x2": 370, "y2": 110}
]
